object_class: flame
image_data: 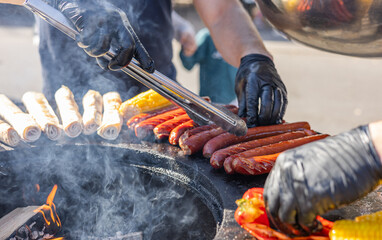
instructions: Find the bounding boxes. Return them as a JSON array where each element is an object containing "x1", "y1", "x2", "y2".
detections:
[
  {"x1": 47, "y1": 184, "x2": 57, "y2": 206},
  {"x1": 33, "y1": 184, "x2": 61, "y2": 228},
  {"x1": 36, "y1": 184, "x2": 40, "y2": 192}
]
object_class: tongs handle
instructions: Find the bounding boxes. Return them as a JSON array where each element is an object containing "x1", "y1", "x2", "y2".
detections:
[{"x1": 23, "y1": 0, "x2": 247, "y2": 136}]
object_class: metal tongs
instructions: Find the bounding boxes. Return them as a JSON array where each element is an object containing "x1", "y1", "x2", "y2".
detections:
[{"x1": 23, "y1": 0, "x2": 247, "y2": 136}]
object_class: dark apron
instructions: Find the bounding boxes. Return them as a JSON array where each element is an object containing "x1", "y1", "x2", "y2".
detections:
[{"x1": 38, "y1": 0, "x2": 174, "y2": 101}]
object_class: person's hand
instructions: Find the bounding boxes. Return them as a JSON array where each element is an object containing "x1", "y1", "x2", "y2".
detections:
[
  {"x1": 179, "y1": 30, "x2": 197, "y2": 57},
  {"x1": 263, "y1": 125, "x2": 382, "y2": 236},
  {"x1": 235, "y1": 54, "x2": 287, "y2": 127},
  {"x1": 58, "y1": 1, "x2": 155, "y2": 72}
]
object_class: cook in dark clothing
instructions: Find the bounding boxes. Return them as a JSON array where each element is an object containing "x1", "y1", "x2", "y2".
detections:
[{"x1": 38, "y1": 0, "x2": 175, "y2": 101}]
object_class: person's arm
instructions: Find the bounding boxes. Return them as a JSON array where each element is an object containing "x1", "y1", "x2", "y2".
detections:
[
  {"x1": 172, "y1": 11, "x2": 197, "y2": 57},
  {"x1": 193, "y1": 0, "x2": 270, "y2": 67},
  {"x1": 194, "y1": 0, "x2": 287, "y2": 127},
  {"x1": 369, "y1": 120, "x2": 382, "y2": 159},
  {"x1": 179, "y1": 29, "x2": 209, "y2": 71},
  {"x1": 263, "y1": 122, "x2": 382, "y2": 236},
  {"x1": 0, "y1": 0, "x2": 24, "y2": 5}
]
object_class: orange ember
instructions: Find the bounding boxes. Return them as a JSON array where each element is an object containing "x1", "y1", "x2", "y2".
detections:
[{"x1": 36, "y1": 184, "x2": 40, "y2": 192}]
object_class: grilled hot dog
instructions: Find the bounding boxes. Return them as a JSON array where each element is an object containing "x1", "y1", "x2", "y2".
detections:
[
  {"x1": 224, "y1": 134, "x2": 330, "y2": 174},
  {"x1": 203, "y1": 122, "x2": 311, "y2": 158},
  {"x1": 210, "y1": 130, "x2": 314, "y2": 169}
]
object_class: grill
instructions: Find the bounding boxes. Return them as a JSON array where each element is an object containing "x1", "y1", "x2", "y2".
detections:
[{"x1": 0, "y1": 131, "x2": 381, "y2": 239}]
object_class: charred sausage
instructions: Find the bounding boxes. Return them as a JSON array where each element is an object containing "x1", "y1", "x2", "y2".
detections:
[
  {"x1": 169, "y1": 120, "x2": 197, "y2": 145},
  {"x1": 224, "y1": 134, "x2": 330, "y2": 174},
  {"x1": 178, "y1": 125, "x2": 219, "y2": 146},
  {"x1": 203, "y1": 122, "x2": 311, "y2": 158},
  {"x1": 179, "y1": 127, "x2": 227, "y2": 155},
  {"x1": 153, "y1": 114, "x2": 191, "y2": 140},
  {"x1": 209, "y1": 130, "x2": 313, "y2": 169},
  {"x1": 232, "y1": 153, "x2": 281, "y2": 175},
  {"x1": 126, "y1": 106, "x2": 178, "y2": 129},
  {"x1": 134, "y1": 108, "x2": 186, "y2": 139}
]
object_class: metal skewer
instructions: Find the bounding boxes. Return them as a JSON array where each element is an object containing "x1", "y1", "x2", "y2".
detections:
[{"x1": 23, "y1": 0, "x2": 247, "y2": 136}]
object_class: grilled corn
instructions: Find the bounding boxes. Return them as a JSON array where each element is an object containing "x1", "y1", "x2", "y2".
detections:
[
  {"x1": 330, "y1": 210, "x2": 382, "y2": 240},
  {"x1": 119, "y1": 89, "x2": 172, "y2": 119}
]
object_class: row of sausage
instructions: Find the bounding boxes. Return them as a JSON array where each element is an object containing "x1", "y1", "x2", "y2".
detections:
[{"x1": 126, "y1": 106, "x2": 329, "y2": 175}]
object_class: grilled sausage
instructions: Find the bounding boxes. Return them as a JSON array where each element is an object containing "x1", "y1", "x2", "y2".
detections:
[
  {"x1": 169, "y1": 120, "x2": 197, "y2": 145},
  {"x1": 126, "y1": 106, "x2": 178, "y2": 129},
  {"x1": 203, "y1": 122, "x2": 311, "y2": 158},
  {"x1": 178, "y1": 125, "x2": 218, "y2": 146},
  {"x1": 167, "y1": 105, "x2": 237, "y2": 145},
  {"x1": 180, "y1": 127, "x2": 227, "y2": 155},
  {"x1": 210, "y1": 130, "x2": 313, "y2": 169},
  {"x1": 232, "y1": 153, "x2": 281, "y2": 175},
  {"x1": 134, "y1": 108, "x2": 186, "y2": 139},
  {"x1": 224, "y1": 134, "x2": 330, "y2": 174},
  {"x1": 153, "y1": 114, "x2": 191, "y2": 140}
]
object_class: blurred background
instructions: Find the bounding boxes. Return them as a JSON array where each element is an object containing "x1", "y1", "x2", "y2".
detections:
[{"x1": 1, "y1": 1, "x2": 382, "y2": 135}]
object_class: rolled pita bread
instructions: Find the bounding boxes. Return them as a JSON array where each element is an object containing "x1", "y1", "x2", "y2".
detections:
[
  {"x1": 54, "y1": 85, "x2": 83, "y2": 138},
  {"x1": 82, "y1": 90, "x2": 103, "y2": 135},
  {"x1": 97, "y1": 92, "x2": 123, "y2": 140},
  {"x1": 22, "y1": 92, "x2": 62, "y2": 141},
  {"x1": 0, "y1": 119, "x2": 20, "y2": 147},
  {"x1": 0, "y1": 94, "x2": 41, "y2": 142}
]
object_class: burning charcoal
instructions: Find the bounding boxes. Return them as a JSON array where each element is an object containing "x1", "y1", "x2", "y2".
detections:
[{"x1": 0, "y1": 205, "x2": 61, "y2": 240}]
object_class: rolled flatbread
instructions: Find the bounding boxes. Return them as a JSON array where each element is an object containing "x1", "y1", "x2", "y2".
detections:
[
  {"x1": 22, "y1": 92, "x2": 62, "y2": 141},
  {"x1": 0, "y1": 94, "x2": 41, "y2": 142},
  {"x1": 97, "y1": 92, "x2": 123, "y2": 140},
  {"x1": 0, "y1": 119, "x2": 20, "y2": 147},
  {"x1": 82, "y1": 90, "x2": 103, "y2": 135},
  {"x1": 54, "y1": 85, "x2": 83, "y2": 138}
]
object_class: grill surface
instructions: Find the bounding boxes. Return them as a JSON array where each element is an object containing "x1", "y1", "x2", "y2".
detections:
[{"x1": 0, "y1": 131, "x2": 381, "y2": 239}]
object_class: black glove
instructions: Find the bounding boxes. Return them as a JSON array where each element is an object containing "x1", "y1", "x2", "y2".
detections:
[
  {"x1": 57, "y1": 0, "x2": 155, "y2": 72},
  {"x1": 235, "y1": 54, "x2": 287, "y2": 127},
  {"x1": 263, "y1": 125, "x2": 382, "y2": 236}
]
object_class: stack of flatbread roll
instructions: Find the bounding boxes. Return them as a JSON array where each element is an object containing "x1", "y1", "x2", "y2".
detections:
[
  {"x1": 0, "y1": 94, "x2": 41, "y2": 143},
  {"x1": 55, "y1": 85, "x2": 83, "y2": 138},
  {"x1": 22, "y1": 92, "x2": 62, "y2": 141},
  {"x1": 0, "y1": 85, "x2": 131, "y2": 146},
  {"x1": 0, "y1": 120, "x2": 20, "y2": 147},
  {"x1": 82, "y1": 90, "x2": 103, "y2": 135},
  {"x1": 97, "y1": 92, "x2": 123, "y2": 140}
]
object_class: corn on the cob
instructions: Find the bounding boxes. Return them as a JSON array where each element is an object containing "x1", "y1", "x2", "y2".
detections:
[
  {"x1": 119, "y1": 89, "x2": 173, "y2": 119},
  {"x1": 330, "y1": 210, "x2": 382, "y2": 240},
  {"x1": 355, "y1": 210, "x2": 382, "y2": 222}
]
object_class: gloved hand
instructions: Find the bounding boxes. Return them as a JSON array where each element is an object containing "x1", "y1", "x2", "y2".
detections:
[
  {"x1": 57, "y1": 0, "x2": 155, "y2": 72},
  {"x1": 263, "y1": 125, "x2": 382, "y2": 236},
  {"x1": 235, "y1": 54, "x2": 287, "y2": 127}
]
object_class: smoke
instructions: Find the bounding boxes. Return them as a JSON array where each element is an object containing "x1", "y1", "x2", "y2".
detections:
[{"x1": 0, "y1": 140, "x2": 217, "y2": 240}]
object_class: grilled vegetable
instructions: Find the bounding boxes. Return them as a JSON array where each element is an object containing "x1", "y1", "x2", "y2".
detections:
[
  {"x1": 119, "y1": 89, "x2": 173, "y2": 119},
  {"x1": 235, "y1": 188, "x2": 269, "y2": 226},
  {"x1": 235, "y1": 188, "x2": 333, "y2": 240},
  {"x1": 329, "y1": 211, "x2": 382, "y2": 240}
]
